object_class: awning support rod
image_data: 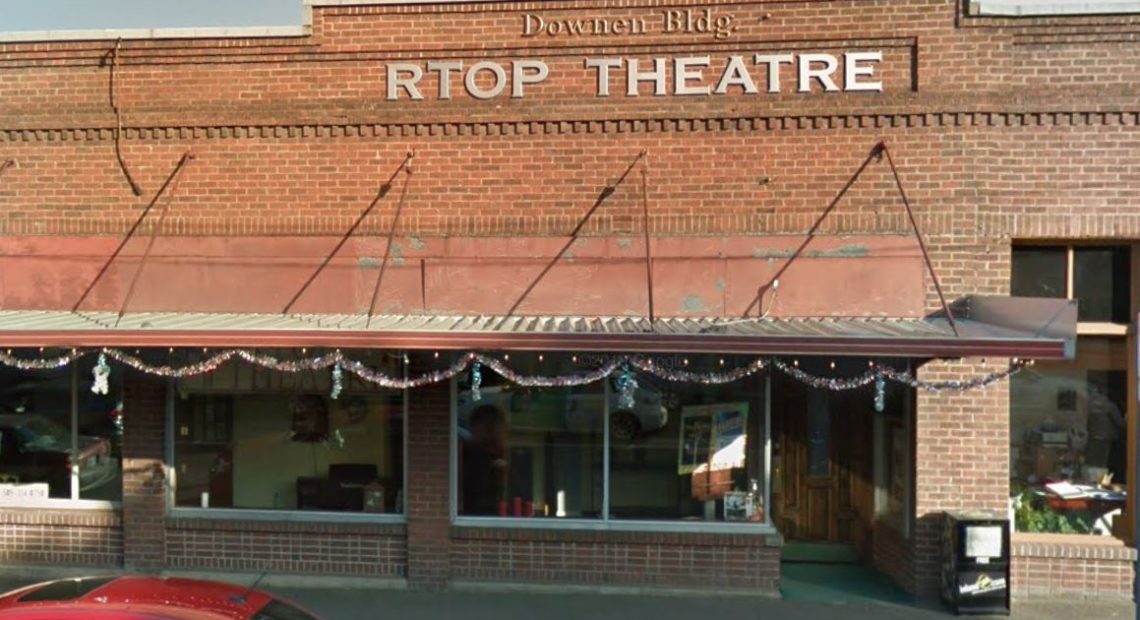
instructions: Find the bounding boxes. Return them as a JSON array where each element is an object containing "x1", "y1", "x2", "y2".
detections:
[
  {"x1": 498, "y1": 150, "x2": 646, "y2": 325},
  {"x1": 881, "y1": 142, "x2": 959, "y2": 337},
  {"x1": 640, "y1": 155, "x2": 656, "y2": 328},
  {"x1": 71, "y1": 151, "x2": 194, "y2": 313},
  {"x1": 283, "y1": 152, "x2": 414, "y2": 315},
  {"x1": 742, "y1": 144, "x2": 882, "y2": 318},
  {"x1": 115, "y1": 152, "x2": 195, "y2": 327},
  {"x1": 366, "y1": 154, "x2": 416, "y2": 327}
]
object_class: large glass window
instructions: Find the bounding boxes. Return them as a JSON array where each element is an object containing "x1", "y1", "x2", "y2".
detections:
[
  {"x1": 457, "y1": 355, "x2": 603, "y2": 518},
  {"x1": 174, "y1": 356, "x2": 404, "y2": 514},
  {"x1": 0, "y1": 353, "x2": 122, "y2": 505},
  {"x1": 455, "y1": 353, "x2": 768, "y2": 524},
  {"x1": 1010, "y1": 243, "x2": 1133, "y2": 538},
  {"x1": 609, "y1": 369, "x2": 765, "y2": 522}
]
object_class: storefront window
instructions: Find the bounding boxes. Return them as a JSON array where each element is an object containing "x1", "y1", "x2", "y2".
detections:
[
  {"x1": 610, "y1": 369, "x2": 764, "y2": 522},
  {"x1": 1010, "y1": 242, "x2": 1133, "y2": 538},
  {"x1": 174, "y1": 360, "x2": 404, "y2": 514},
  {"x1": 457, "y1": 355, "x2": 603, "y2": 518},
  {"x1": 455, "y1": 353, "x2": 768, "y2": 524},
  {"x1": 0, "y1": 353, "x2": 123, "y2": 505},
  {"x1": 1010, "y1": 339, "x2": 1127, "y2": 535}
]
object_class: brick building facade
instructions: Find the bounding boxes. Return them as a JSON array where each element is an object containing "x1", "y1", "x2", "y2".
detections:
[{"x1": 0, "y1": 0, "x2": 1137, "y2": 605}]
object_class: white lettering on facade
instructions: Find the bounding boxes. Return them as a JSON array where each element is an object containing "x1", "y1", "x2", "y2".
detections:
[
  {"x1": 512, "y1": 60, "x2": 550, "y2": 98},
  {"x1": 715, "y1": 55, "x2": 759, "y2": 94},
  {"x1": 385, "y1": 52, "x2": 886, "y2": 100},
  {"x1": 465, "y1": 61, "x2": 509, "y2": 99},
  {"x1": 797, "y1": 53, "x2": 840, "y2": 93},
  {"x1": 523, "y1": 14, "x2": 648, "y2": 38},
  {"x1": 844, "y1": 51, "x2": 883, "y2": 92},
  {"x1": 387, "y1": 63, "x2": 425, "y2": 101},
  {"x1": 753, "y1": 54, "x2": 795, "y2": 93},
  {"x1": 674, "y1": 56, "x2": 712, "y2": 96},
  {"x1": 427, "y1": 60, "x2": 464, "y2": 100},
  {"x1": 585, "y1": 57, "x2": 623, "y2": 97},
  {"x1": 627, "y1": 58, "x2": 668, "y2": 96},
  {"x1": 663, "y1": 9, "x2": 736, "y2": 40}
]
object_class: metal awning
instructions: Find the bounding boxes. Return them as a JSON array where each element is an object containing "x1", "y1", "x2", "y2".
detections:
[{"x1": 0, "y1": 296, "x2": 1075, "y2": 360}]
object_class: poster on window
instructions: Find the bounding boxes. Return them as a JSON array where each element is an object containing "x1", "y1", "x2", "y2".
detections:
[{"x1": 677, "y1": 402, "x2": 748, "y2": 475}]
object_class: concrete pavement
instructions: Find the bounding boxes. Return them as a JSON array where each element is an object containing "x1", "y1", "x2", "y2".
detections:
[
  {"x1": 265, "y1": 587, "x2": 1134, "y2": 620},
  {"x1": 0, "y1": 575, "x2": 1134, "y2": 620}
]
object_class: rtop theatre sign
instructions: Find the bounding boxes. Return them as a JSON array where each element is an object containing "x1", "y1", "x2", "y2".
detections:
[{"x1": 385, "y1": 8, "x2": 885, "y2": 101}]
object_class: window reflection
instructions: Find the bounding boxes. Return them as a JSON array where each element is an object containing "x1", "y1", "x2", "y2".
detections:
[
  {"x1": 0, "y1": 355, "x2": 122, "y2": 503},
  {"x1": 1010, "y1": 338, "x2": 1128, "y2": 537},
  {"x1": 456, "y1": 355, "x2": 603, "y2": 518}
]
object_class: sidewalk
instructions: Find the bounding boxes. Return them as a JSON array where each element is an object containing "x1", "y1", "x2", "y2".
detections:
[
  {"x1": 0, "y1": 576, "x2": 1133, "y2": 620},
  {"x1": 266, "y1": 587, "x2": 1134, "y2": 620}
]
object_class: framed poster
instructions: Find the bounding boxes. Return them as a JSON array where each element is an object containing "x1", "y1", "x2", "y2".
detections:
[{"x1": 678, "y1": 402, "x2": 749, "y2": 475}]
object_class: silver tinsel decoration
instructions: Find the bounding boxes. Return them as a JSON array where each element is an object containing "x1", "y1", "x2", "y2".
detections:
[
  {"x1": 874, "y1": 373, "x2": 886, "y2": 412},
  {"x1": 330, "y1": 362, "x2": 344, "y2": 400},
  {"x1": 91, "y1": 353, "x2": 111, "y2": 395},
  {"x1": 471, "y1": 361, "x2": 482, "y2": 402},
  {"x1": 0, "y1": 348, "x2": 1030, "y2": 396},
  {"x1": 615, "y1": 364, "x2": 638, "y2": 410}
]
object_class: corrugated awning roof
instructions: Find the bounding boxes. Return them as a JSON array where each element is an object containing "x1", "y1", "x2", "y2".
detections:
[{"x1": 0, "y1": 296, "x2": 1076, "y2": 359}]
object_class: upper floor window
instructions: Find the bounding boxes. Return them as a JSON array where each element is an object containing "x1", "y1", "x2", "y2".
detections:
[
  {"x1": 971, "y1": 0, "x2": 1140, "y2": 16},
  {"x1": 1012, "y1": 244, "x2": 1130, "y2": 325}
]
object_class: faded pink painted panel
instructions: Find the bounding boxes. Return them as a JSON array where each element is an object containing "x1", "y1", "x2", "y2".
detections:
[{"x1": 0, "y1": 235, "x2": 926, "y2": 317}]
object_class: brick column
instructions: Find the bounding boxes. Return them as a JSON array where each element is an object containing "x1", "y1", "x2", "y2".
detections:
[
  {"x1": 912, "y1": 359, "x2": 1010, "y2": 597},
  {"x1": 121, "y1": 376, "x2": 168, "y2": 573},
  {"x1": 404, "y1": 380, "x2": 452, "y2": 590}
]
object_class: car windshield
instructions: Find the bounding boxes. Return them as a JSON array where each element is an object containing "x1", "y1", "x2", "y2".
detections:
[
  {"x1": 19, "y1": 577, "x2": 116, "y2": 602},
  {"x1": 16, "y1": 417, "x2": 69, "y2": 450},
  {"x1": 251, "y1": 599, "x2": 319, "y2": 620}
]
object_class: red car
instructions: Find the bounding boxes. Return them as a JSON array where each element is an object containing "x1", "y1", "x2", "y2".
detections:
[{"x1": 0, "y1": 576, "x2": 322, "y2": 620}]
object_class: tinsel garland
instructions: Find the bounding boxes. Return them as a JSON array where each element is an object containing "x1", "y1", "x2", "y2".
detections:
[{"x1": 1, "y1": 348, "x2": 1029, "y2": 395}]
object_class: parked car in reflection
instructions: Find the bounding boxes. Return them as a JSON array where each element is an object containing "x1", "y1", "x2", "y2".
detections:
[
  {"x1": 0, "y1": 575, "x2": 323, "y2": 620},
  {"x1": 0, "y1": 415, "x2": 117, "y2": 496}
]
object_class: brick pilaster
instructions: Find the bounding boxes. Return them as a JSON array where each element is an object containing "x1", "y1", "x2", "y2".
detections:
[
  {"x1": 404, "y1": 379, "x2": 451, "y2": 590},
  {"x1": 121, "y1": 376, "x2": 168, "y2": 573}
]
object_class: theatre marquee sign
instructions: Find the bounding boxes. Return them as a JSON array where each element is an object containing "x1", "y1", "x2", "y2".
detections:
[{"x1": 385, "y1": 9, "x2": 885, "y2": 101}]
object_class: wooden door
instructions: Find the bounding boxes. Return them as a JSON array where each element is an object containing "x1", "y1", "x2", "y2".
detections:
[{"x1": 773, "y1": 377, "x2": 874, "y2": 554}]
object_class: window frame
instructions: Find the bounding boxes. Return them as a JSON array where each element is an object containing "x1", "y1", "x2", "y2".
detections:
[
  {"x1": 0, "y1": 363, "x2": 122, "y2": 511},
  {"x1": 449, "y1": 359, "x2": 776, "y2": 535},
  {"x1": 969, "y1": 0, "x2": 1140, "y2": 16},
  {"x1": 165, "y1": 370, "x2": 409, "y2": 524},
  {"x1": 1014, "y1": 242, "x2": 1133, "y2": 332}
]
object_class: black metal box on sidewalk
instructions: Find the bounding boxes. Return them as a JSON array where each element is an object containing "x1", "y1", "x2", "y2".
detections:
[{"x1": 940, "y1": 510, "x2": 1011, "y2": 615}]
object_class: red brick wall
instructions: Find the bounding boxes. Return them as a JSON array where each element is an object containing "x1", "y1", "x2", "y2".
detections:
[
  {"x1": 405, "y1": 380, "x2": 451, "y2": 590},
  {"x1": 165, "y1": 519, "x2": 406, "y2": 577},
  {"x1": 0, "y1": 509, "x2": 122, "y2": 567},
  {"x1": 871, "y1": 520, "x2": 914, "y2": 593},
  {"x1": 1011, "y1": 535, "x2": 1136, "y2": 601},
  {"x1": 451, "y1": 527, "x2": 780, "y2": 591},
  {"x1": 121, "y1": 376, "x2": 167, "y2": 572}
]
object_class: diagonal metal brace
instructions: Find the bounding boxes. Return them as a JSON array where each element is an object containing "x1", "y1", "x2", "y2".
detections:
[
  {"x1": 880, "y1": 141, "x2": 959, "y2": 337},
  {"x1": 72, "y1": 151, "x2": 194, "y2": 313},
  {"x1": 283, "y1": 152, "x2": 414, "y2": 315},
  {"x1": 498, "y1": 151, "x2": 646, "y2": 325}
]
